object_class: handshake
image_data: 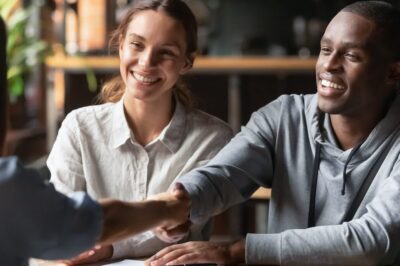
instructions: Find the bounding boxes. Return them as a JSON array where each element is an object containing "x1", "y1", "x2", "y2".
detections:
[
  {"x1": 148, "y1": 182, "x2": 193, "y2": 243},
  {"x1": 57, "y1": 183, "x2": 193, "y2": 265},
  {"x1": 99, "y1": 182, "x2": 192, "y2": 246}
]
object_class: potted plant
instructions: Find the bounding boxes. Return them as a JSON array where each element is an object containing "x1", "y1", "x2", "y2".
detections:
[{"x1": 0, "y1": 0, "x2": 48, "y2": 127}]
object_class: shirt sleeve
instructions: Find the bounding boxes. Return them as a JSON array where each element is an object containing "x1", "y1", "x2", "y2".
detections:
[
  {"x1": 47, "y1": 113, "x2": 86, "y2": 194},
  {"x1": 0, "y1": 157, "x2": 103, "y2": 260}
]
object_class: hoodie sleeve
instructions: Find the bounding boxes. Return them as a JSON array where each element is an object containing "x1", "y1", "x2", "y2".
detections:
[
  {"x1": 245, "y1": 167, "x2": 400, "y2": 265},
  {"x1": 0, "y1": 157, "x2": 103, "y2": 260},
  {"x1": 178, "y1": 98, "x2": 282, "y2": 224}
]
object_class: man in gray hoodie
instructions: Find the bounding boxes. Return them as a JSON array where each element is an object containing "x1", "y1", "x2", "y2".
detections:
[{"x1": 147, "y1": 1, "x2": 400, "y2": 265}]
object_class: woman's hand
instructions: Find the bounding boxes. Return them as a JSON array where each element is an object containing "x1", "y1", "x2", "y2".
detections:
[
  {"x1": 57, "y1": 245, "x2": 113, "y2": 265},
  {"x1": 145, "y1": 240, "x2": 245, "y2": 266}
]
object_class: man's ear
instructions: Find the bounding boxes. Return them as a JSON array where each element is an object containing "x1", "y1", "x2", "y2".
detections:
[
  {"x1": 179, "y1": 53, "x2": 196, "y2": 75},
  {"x1": 386, "y1": 61, "x2": 400, "y2": 86}
]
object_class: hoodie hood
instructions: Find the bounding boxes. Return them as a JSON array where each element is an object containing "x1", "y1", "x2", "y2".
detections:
[
  {"x1": 308, "y1": 92, "x2": 400, "y2": 164},
  {"x1": 305, "y1": 92, "x2": 400, "y2": 226}
]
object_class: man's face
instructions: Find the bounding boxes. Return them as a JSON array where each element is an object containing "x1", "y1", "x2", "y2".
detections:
[{"x1": 315, "y1": 11, "x2": 393, "y2": 117}]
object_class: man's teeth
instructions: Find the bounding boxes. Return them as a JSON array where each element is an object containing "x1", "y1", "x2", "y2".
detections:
[
  {"x1": 133, "y1": 73, "x2": 158, "y2": 83},
  {"x1": 321, "y1": 79, "x2": 345, "y2": 90}
]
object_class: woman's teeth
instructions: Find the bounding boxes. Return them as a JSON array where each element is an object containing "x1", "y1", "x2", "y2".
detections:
[
  {"x1": 321, "y1": 79, "x2": 345, "y2": 90},
  {"x1": 133, "y1": 73, "x2": 158, "y2": 83}
]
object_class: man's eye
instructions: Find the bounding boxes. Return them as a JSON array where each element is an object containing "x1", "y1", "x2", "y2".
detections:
[
  {"x1": 345, "y1": 53, "x2": 359, "y2": 61},
  {"x1": 320, "y1": 47, "x2": 331, "y2": 55}
]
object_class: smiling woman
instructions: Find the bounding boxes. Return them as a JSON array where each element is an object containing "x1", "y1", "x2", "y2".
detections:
[{"x1": 46, "y1": 0, "x2": 233, "y2": 264}]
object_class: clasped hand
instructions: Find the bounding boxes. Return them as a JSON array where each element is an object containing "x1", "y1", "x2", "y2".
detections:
[{"x1": 149, "y1": 183, "x2": 192, "y2": 243}]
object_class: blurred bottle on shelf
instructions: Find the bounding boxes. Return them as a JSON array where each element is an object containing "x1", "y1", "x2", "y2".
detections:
[
  {"x1": 78, "y1": 0, "x2": 115, "y2": 54},
  {"x1": 65, "y1": 0, "x2": 79, "y2": 54},
  {"x1": 115, "y1": 0, "x2": 130, "y2": 24}
]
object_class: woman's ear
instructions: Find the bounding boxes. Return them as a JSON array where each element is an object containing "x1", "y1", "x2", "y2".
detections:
[
  {"x1": 118, "y1": 34, "x2": 124, "y2": 55},
  {"x1": 180, "y1": 53, "x2": 196, "y2": 74}
]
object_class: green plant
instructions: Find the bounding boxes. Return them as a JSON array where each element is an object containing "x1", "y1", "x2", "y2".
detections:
[{"x1": 0, "y1": 0, "x2": 48, "y2": 101}]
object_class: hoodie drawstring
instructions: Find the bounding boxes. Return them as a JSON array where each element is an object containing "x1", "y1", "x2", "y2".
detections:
[
  {"x1": 341, "y1": 142, "x2": 363, "y2": 195},
  {"x1": 307, "y1": 142, "x2": 321, "y2": 228},
  {"x1": 308, "y1": 141, "x2": 363, "y2": 227}
]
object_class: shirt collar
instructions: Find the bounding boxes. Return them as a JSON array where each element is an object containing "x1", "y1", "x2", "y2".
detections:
[
  {"x1": 109, "y1": 97, "x2": 187, "y2": 152},
  {"x1": 110, "y1": 98, "x2": 132, "y2": 149},
  {"x1": 158, "y1": 99, "x2": 187, "y2": 153}
]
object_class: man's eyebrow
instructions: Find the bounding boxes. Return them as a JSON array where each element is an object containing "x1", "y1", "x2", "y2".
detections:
[{"x1": 320, "y1": 36, "x2": 367, "y2": 49}]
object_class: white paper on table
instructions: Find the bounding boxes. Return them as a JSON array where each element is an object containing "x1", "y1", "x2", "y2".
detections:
[{"x1": 102, "y1": 259, "x2": 145, "y2": 266}]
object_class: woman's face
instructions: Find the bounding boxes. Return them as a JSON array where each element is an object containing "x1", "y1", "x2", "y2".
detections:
[{"x1": 119, "y1": 10, "x2": 192, "y2": 104}]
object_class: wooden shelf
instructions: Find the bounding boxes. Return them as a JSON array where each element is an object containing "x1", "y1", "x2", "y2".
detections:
[
  {"x1": 45, "y1": 55, "x2": 317, "y2": 73},
  {"x1": 251, "y1": 187, "x2": 271, "y2": 200}
]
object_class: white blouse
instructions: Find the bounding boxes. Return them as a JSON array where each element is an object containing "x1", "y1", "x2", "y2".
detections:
[{"x1": 47, "y1": 98, "x2": 233, "y2": 258}]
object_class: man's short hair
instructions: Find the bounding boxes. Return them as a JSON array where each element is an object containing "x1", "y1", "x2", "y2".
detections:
[{"x1": 342, "y1": 1, "x2": 400, "y2": 60}]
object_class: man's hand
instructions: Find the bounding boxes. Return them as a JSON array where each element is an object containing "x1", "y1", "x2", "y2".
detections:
[
  {"x1": 149, "y1": 183, "x2": 191, "y2": 229},
  {"x1": 145, "y1": 239, "x2": 245, "y2": 266},
  {"x1": 153, "y1": 220, "x2": 192, "y2": 243},
  {"x1": 98, "y1": 183, "x2": 191, "y2": 245}
]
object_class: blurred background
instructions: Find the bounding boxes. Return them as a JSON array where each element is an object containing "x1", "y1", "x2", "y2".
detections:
[{"x1": 3, "y1": 0, "x2": 400, "y2": 239}]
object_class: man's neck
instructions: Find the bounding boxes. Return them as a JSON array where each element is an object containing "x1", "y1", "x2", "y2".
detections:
[
  {"x1": 329, "y1": 115, "x2": 374, "y2": 150},
  {"x1": 329, "y1": 90, "x2": 397, "y2": 150}
]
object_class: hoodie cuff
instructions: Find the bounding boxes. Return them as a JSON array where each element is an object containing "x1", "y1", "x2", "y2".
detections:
[{"x1": 246, "y1": 233, "x2": 281, "y2": 265}]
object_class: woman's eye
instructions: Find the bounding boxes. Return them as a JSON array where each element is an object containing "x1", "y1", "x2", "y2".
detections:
[
  {"x1": 130, "y1": 42, "x2": 143, "y2": 49},
  {"x1": 161, "y1": 50, "x2": 176, "y2": 57}
]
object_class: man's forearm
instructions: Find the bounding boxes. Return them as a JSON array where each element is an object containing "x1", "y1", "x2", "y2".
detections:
[
  {"x1": 98, "y1": 199, "x2": 166, "y2": 245},
  {"x1": 97, "y1": 194, "x2": 189, "y2": 245}
]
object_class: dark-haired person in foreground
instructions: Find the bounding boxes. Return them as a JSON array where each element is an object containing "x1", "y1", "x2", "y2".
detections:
[
  {"x1": 0, "y1": 17, "x2": 189, "y2": 266},
  {"x1": 148, "y1": 1, "x2": 400, "y2": 265}
]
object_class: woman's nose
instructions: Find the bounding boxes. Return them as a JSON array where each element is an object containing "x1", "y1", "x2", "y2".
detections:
[{"x1": 138, "y1": 50, "x2": 156, "y2": 67}]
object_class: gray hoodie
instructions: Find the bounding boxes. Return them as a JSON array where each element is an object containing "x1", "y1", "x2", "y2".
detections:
[{"x1": 179, "y1": 93, "x2": 400, "y2": 265}]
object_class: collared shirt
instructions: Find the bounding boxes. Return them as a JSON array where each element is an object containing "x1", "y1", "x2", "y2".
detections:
[
  {"x1": 0, "y1": 157, "x2": 102, "y2": 266},
  {"x1": 48, "y1": 99, "x2": 232, "y2": 258}
]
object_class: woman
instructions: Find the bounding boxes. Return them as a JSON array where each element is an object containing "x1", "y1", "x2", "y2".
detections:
[
  {"x1": 47, "y1": 0, "x2": 232, "y2": 263},
  {"x1": 0, "y1": 15, "x2": 191, "y2": 266}
]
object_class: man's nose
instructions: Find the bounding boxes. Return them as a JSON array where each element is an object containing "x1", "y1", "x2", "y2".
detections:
[{"x1": 323, "y1": 53, "x2": 342, "y2": 72}]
